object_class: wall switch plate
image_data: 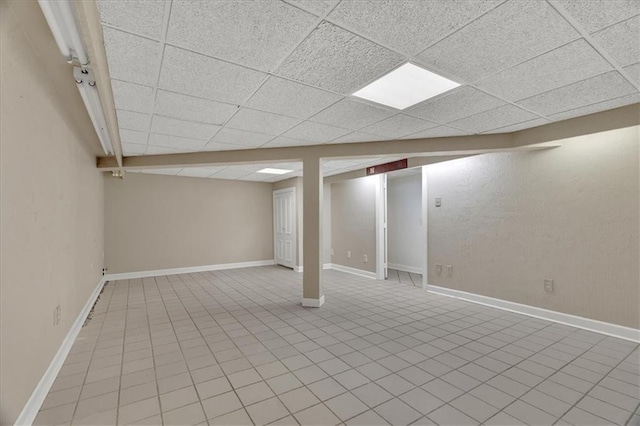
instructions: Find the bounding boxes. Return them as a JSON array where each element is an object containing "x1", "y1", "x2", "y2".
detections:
[
  {"x1": 446, "y1": 265, "x2": 453, "y2": 276},
  {"x1": 347, "y1": 250, "x2": 351, "y2": 258},
  {"x1": 53, "y1": 305, "x2": 61, "y2": 326},
  {"x1": 544, "y1": 279, "x2": 554, "y2": 293},
  {"x1": 436, "y1": 264, "x2": 442, "y2": 276},
  {"x1": 363, "y1": 254, "x2": 368, "y2": 263},
  {"x1": 435, "y1": 197, "x2": 442, "y2": 207}
]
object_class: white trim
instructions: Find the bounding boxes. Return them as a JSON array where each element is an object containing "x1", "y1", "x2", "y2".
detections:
[
  {"x1": 388, "y1": 263, "x2": 423, "y2": 274},
  {"x1": 15, "y1": 276, "x2": 108, "y2": 426},
  {"x1": 426, "y1": 285, "x2": 640, "y2": 343},
  {"x1": 105, "y1": 260, "x2": 276, "y2": 280},
  {"x1": 329, "y1": 263, "x2": 377, "y2": 280},
  {"x1": 301, "y1": 295, "x2": 325, "y2": 307}
]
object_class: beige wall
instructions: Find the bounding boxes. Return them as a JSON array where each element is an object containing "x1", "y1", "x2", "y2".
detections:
[
  {"x1": 426, "y1": 126, "x2": 640, "y2": 328},
  {"x1": 105, "y1": 173, "x2": 274, "y2": 273},
  {"x1": 331, "y1": 176, "x2": 378, "y2": 273},
  {"x1": 0, "y1": 1, "x2": 105, "y2": 424}
]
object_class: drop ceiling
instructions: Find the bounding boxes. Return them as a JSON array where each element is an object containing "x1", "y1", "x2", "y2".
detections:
[{"x1": 97, "y1": 0, "x2": 640, "y2": 181}]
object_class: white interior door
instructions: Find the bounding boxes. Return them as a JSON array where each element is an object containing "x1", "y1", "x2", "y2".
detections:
[
  {"x1": 376, "y1": 174, "x2": 388, "y2": 280},
  {"x1": 273, "y1": 188, "x2": 296, "y2": 269}
]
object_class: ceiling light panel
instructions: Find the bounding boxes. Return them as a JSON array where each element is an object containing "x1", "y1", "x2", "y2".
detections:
[
  {"x1": 352, "y1": 63, "x2": 460, "y2": 110},
  {"x1": 277, "y1": 21, "x2": 404, "y2": 94},
  {"x1": 257, "y1": 168, "x2": 293, "y2": 175},
  {"x1": 417, "y1": 0, "x2": 579, "y2": 82},
  {"x1": 167, "y1": 0, "x2": 317, "y2": 70}
]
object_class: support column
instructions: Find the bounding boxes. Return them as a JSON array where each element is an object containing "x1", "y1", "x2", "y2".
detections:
[{"x1": 302, "y1": 155, "x2": 324, "y2": 307}]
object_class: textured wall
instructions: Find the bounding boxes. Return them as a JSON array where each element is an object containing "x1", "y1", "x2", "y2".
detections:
[
  {"x1": 105, "y1": 173, "x2": 274, "y2": 273},
  {"x1": 0, "y1": 2, "x2": 105, "y2": 423},
  {"x1": 331, "y1": 176, "x2": 378, "y2": 272},
  {"x1": 388, "y1": 173, "x2": 423, "y2": 271},
  {"x1": 427, "y1": 126, "x2": 640, "y2": 328}
]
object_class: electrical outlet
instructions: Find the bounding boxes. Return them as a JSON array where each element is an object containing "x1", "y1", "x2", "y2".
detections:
[
  {"x1": 446, "y1": 265, "x2": 453, "y2": 276},
  {"x1": 363, "y1": 254, "x2": 368, "y2": 263},
  {"x1": 436, "y1": 264, "x2": 442, "y2": 276},
  {"x1": 347, "y1": 250, "x2": 351, "y2": 259},
  {"x1": 435, "y1": 197, "x2": 442, "y2": 207},
  {"x1": 544, "y1": 279, "x2": 554, "y2": 293}
]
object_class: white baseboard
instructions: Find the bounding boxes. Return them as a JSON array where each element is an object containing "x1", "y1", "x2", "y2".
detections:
[
  {"x1": 293, "y1": 264, "x2": 334, "y2": 273},
  {"x1": 426, "y1": 284, "x2": 640, "y2": 343},
  {"x1": 388, "y1": 263, "x2": 423, "y2": 274},
  {"x1": 105, "y1": 259, "x2": 276, "y2": 280},
  {"x1": 15, "y1": 276, "x2": 108, "y2": 426},
  {"x1": 328, "y1": 263, "x2": 377, "y2": 280},
  {"x1": 302, "y1": 295, "x2": 325, "y2": 308}
]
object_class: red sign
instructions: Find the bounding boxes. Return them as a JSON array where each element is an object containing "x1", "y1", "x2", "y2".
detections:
[{"x1": 365, "y1": 159, "x2": 408, "y2": 176}]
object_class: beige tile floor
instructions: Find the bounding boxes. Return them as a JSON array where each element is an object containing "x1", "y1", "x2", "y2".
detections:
[{"x1": 35, "y1": 266, "x2": 639, "y2": 425}]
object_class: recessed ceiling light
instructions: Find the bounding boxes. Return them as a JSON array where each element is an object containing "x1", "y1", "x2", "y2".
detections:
[
  {"x1": 257, "y1": 168, "x2": 292, "y2": 175},
  {"x1": 352, "y1": 63, "x2": 460, "y2": 110}
]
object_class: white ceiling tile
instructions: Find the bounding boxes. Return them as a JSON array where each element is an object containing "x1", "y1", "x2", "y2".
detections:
[
  {"x1": 240, "y1": 174, "x2": 274, "y2": 182},
  {"x1": 246, "y1": 76, "x2": 342, "y2": 119},
  {"x1": 448, "y1": 105, "x2": 540, "y2": 133},
  {"x1": 277, "y1": 21, "x2": 405, "y2": 94},
  {"x1": 555, "y1": 0, "x2": 640, "y2": 34},
  {"x1": 167, "y1": 1, "x2": 317, "y2": 70},
  {"x1": 202, "y1": 142, "x2": 251, "y2": 152},
  {"x1": 360, "y1": 114, "x2": 438, "y2": 138},
  {"x1": 102, "y1": 27, "x2": 162, "y2": 86},
  {"x1": 282, "y1": 121, "x2": 351, "y2": 142},
  {"x1": 210, "y1": 128, "x2": 274, "y2": 147},
  {"x1": 119, "y1": 129, "x2": 148, "y2": 144},
  {"x1": 328, "y1": 0, "x2": 503, "y2": 55},
  {"x1": 592, "y1": 15, "x2": 640, "y2": 67},
  {"x1": 401, "y1": 126, "x2": 472, "y2": 139},
  {"x1": 474, "y1": 39, "x2": 613, "y2": 102},
  {"x1": 122, "y1": 142, "x2": 146, "y2": 155},
  {"x1": 327, "y1": 132, "x2": 381, "y2": 144},
  {"x1": 116, "y1": 110, "x2": 151, "y2": 132},
  {"x1": 158, "y1": 46, "x2": 267, "y2": 104},
  {"x1": 97, "y1": 0, "x2": 165, "y2": 39},
  {"x1": 145, "y1": 145, "x2": 195, "y2": 155},
  {"x1": 209, "y1": 168, "x2": 252, "y2": 179},
  {"x1": 482, "y1": 118, "x2": 552, "y2": 134},
  {"x1": 110, "y1": 80, "x2": 154, "y2": 113},
  {"x1": 286, "y1": 0, "x2": 340, "y2": 15},
  {"x1": 547, "y1": 92, "x2": 640, "y2": 122},
  {"x1": 151, "y1": 116, "x2": 219, "y2": 140},
  {"x1": 178, "y1": 167, "x2": 226, "y2": 178},
  {"x1": 142, "y1": 168, "x2": 183, "y2": 176},
  {"x1": 310, "y1": 99, "x2": 395, "y2": 130},
  {"x1": 148, "y1": 133, "x2": 206, "y2": 151},
  {"x1": 623, "y1": 62, "x2": 640, "y2": 85},
  {"x1": 417, "y1": 0, "x2": 579, "y2": 82},
  {"x1": 269, "y1": 162, "x2": 303, "y2": 171},
  {"x1": 517, "y1": 71, "x2": 638, "y2": 116},
  {"x1": 262, "y1": 136, "x2": 318, "y2": 147},
  {"x1": 407, "y1": 86, "x2": 505, "y2": 123},
  {"x1": 225, "y1": 109, "x2": 302, "y2": 136},
  {"x1": 155, "y1": 91, "x2": 238, "y2": 125}
]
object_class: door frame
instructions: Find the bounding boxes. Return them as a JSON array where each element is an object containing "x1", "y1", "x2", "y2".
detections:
[{"x1": 273, "y1": 187, "x2": 297, "y2": 268}]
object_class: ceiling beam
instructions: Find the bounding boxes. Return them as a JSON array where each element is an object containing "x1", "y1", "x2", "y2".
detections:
[{"x1": 73, "y1": 0, "x2": 123, "y2": 168}]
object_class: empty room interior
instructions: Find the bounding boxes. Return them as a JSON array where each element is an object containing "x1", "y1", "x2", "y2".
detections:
[{"x1": 2, "y1": 0, "x2": 640, "y2": 425}]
